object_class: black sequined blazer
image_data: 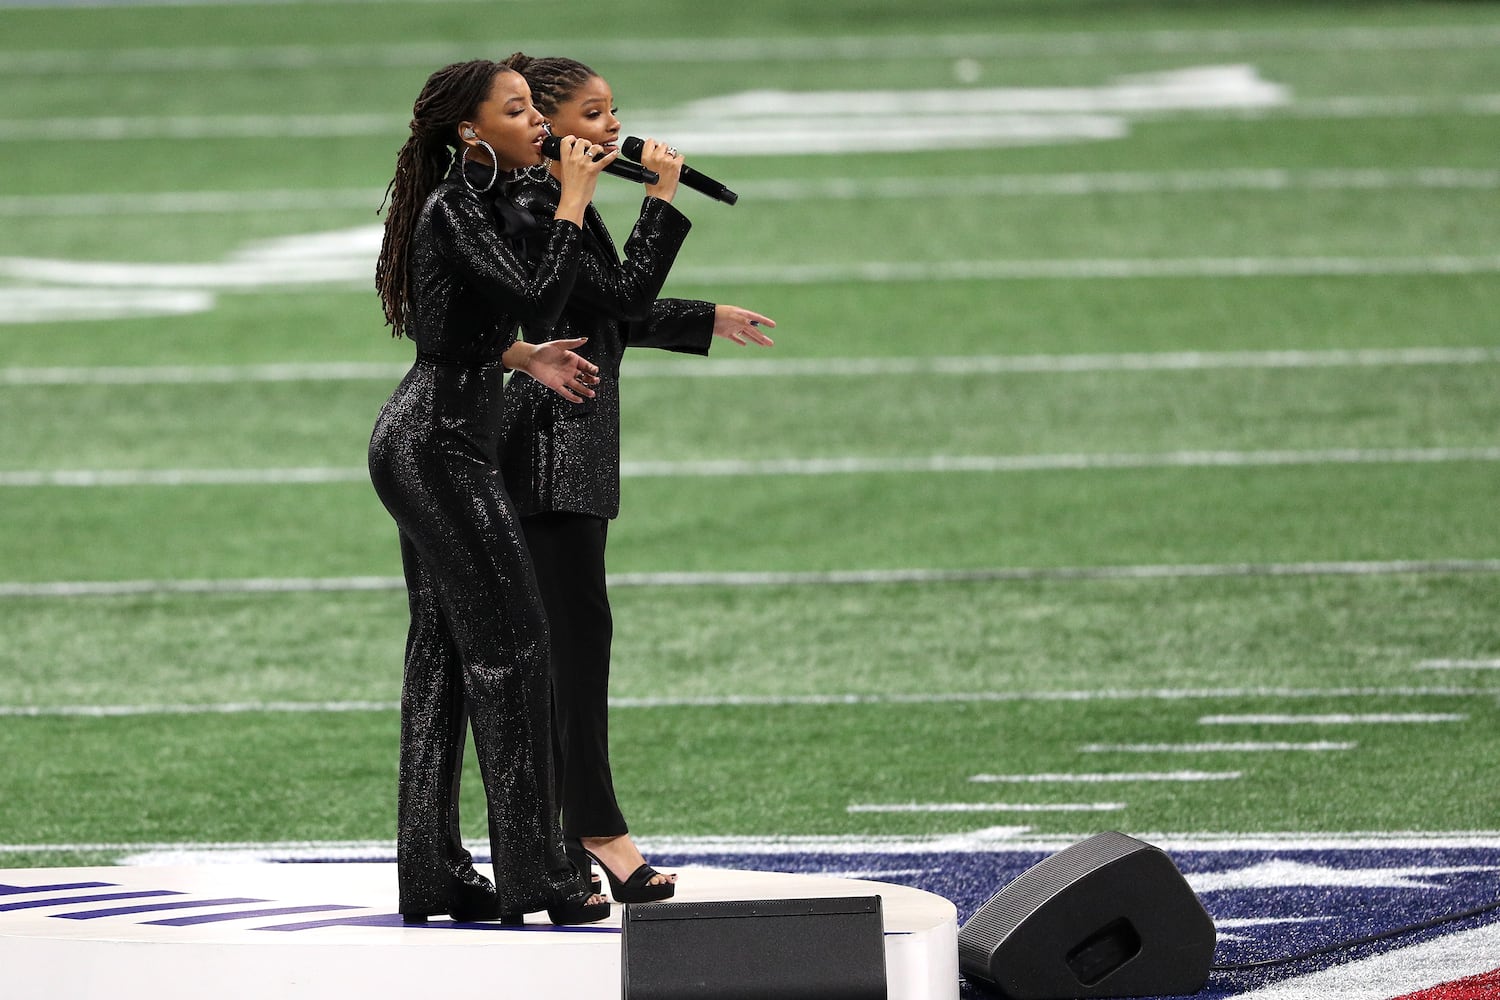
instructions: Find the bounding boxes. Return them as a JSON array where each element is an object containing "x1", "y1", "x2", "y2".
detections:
[
  {"x1": 405, "y1": 167, "x2": 582, "y2": 367},
  {"x1": 499, "y1": 177, "x2": 715, "y2": 520}
]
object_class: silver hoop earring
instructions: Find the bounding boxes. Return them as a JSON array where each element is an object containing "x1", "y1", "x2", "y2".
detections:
[{"x1": 461, "y1": 140, "x2": 499, "y2": 193}]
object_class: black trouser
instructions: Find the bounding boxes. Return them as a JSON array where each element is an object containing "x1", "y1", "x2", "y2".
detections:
[
  {"x1": 521, "y1": 511, "x2": 627, "y2": 839},
  {"x1": 369, "y1": 359, "x2": 575, "y2": 915}
]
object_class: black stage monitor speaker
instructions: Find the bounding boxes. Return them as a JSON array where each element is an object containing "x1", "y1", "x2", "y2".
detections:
[
  {"x1": 621, "y1": 895, "x2": 887, "y2": 1000},
  {"x1": 958, "y1": 831, "x2": 1215, "y2": 999}
]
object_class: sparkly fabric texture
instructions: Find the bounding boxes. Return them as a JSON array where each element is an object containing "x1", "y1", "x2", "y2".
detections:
[
  {"x1": 500, "y1": 178, "x2": 715, "y2": 520},
  {"x1": 368, "y1": 165, "x2": 585, "y2": 916}
]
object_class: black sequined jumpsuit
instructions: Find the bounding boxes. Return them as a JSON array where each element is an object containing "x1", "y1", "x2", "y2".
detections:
[
  {"x1": 499, "y1": 177, "x2": 712, "y2": 839},
  {"x1": 368, "y1": 164, "x2": 584, "y2": 917}
]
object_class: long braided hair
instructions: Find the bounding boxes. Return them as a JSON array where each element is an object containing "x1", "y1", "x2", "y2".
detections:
[
  {"x1": 376, "y1": 59, "x2": 504, "y2": 338},
  {"x1": 501, "y1": 52, "x2": 597, "y2": 118}
]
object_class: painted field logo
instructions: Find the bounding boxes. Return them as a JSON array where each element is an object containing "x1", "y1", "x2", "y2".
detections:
[{"x1": 653, "y1": 834, "x2": 1500, "y2": 1000}]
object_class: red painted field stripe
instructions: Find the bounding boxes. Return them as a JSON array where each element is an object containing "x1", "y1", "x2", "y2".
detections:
[{"x1": 1391, "y1": 968, "x2": 1500, "y2": 1000}]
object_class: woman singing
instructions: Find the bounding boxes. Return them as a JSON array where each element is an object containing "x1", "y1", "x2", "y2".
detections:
[
  {"x1": 498, "y1": 53, "x2": 775, "y2": 904},
  {"x1": 368, "y1": 59, "x2": 613, "y2": 925}
]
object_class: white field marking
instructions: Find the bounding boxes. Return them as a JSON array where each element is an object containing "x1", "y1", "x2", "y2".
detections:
[
  {"x1": 6, "y1": 26, "x2": 1500, "y2": 76},
  {"x1": 1417, "y1": 658, "x2": 1500, "y2": 670},
  {"x1": 1189, "y1": 860, "x2": 1500, "y2": 893},
  {"x1": 620, "y1": 346, "x2": 1500, "y2": 378},
  {"x1": 6, "y1": 346, "x2": 1499, "y2": 387},
  {"x1": 0, "y1": 287, "x2": 215, "y2": 322},
  {"x1": 671, "y1": 254, "x2": 1500, "y2": 286},
  {"x1": 0, "y1": 362, "x2": 408, "y2": 385},
  {"x1": 1081, "y1": 742, "x2": 1357, "y2": 752},
  {"x1": 7, "y1": 216, "x2": 1500, "y2": 294},
  {"x1": 4, "y1": 689, "x2": 1485, "y2": 718},
  {"x1": 2, "y1": 0, "x2": 491, "y2": 9},
  {"x1": 847, "y1": 802, "x2": 1125, "y2": 814},
  {"x1": 0, "y1": 67, "x2": 1357, "y2": 155},
  {"x1": 969, "y1": 771, "x2": 1242, "y2": 783},
  {"x1": 4, "y1": 168, "x2": 1497, "y2": 218},
  {"x1": 9, "y1": 829, "x2": 1500, "y2": 862},
  {"x1": 0, "y1": 468, "x2": 369, "y2": 487},
  {"x1": 20, "y1": 85, "x2": 1500, "y2": 149},
  {"x1": 8, "y1": 447, "x2": 1500, "y2": 488},
  {"x1": 6, "y1": 561, "x2": 1500, "y2": 599},
  {"x1": 0, "y1": 188, "x2": 387, "y2": 216},
  {"x1": 0, "y1": 111, "x2": 1129, "y2": 148},
  {"x1": 0, "y1": 701, "x2": 399, "y2": 717},
  {"x1": 616, "y1": 448, "x2": 1500, "y2": 478},
  {"x1": 1199, "y1": 713, "x2": 1467, "y2": 725},
  {"x1": 9, "y1": 252, "x2": 1500, "y2": 323},
  {"x1": 1228, "y1": 921, "x2": 1500, "y2": 1000}
]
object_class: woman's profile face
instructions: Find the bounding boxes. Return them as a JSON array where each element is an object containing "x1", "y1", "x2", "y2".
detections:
[
  {"x1": 462, "y1": 70, "x2": 548, "y2": 169},
  {"x1": 543, "y1": 75, "x2": 620, "y2": 152}
]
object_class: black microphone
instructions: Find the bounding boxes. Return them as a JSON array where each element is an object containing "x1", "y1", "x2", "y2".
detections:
[
  {"x1": 622, "y1": 137, "x2": 738, "y2": 206},
  {"x1": 541, "y1": 135, "x2": 659, "y2": 185}
]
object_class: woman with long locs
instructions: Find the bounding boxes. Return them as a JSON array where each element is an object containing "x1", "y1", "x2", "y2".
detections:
[
  {"x1": 368, "y1": 58, "x2": 616, "y2": 925},
  {"x1": 498, "y1": 53, "x2": 775, "y2": 903}
]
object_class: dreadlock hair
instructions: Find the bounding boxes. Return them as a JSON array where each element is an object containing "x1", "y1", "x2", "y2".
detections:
[
  {"x1": 501, "y1": 52, "x2": 598, "y2": 118},
  {"x1": 376, "y1": 59, "x2": 505, "y2": 338}
]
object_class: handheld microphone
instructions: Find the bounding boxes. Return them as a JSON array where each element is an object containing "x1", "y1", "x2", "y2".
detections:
[
  {"x1": 622, "y1": 137, "x2": 738, "y2": 206},
  {"x1": 541, "y1": 135, "x2": 659, "y2": 185}
]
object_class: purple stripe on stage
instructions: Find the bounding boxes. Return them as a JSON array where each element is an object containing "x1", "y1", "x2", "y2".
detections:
[
  {"x1": 258, "y1": 913, "x2": 621, "y2": 932},
  {"x1": 0, "y1": 881, "x2": 116, "y2": 896},
  {"x1": 144, "y1": 904, "x2": 363, "y2": 926},
  {"x1": 0, "y1": 890, "x2": 180, "y2": 912},
  {"x1": 55, "y1": 897, "x2": 267, "y2": 919}
]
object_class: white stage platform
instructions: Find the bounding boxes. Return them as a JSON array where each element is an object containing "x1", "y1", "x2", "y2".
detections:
[{"x1": 0, "y1": 863, "x2": 958, "y2": 999}]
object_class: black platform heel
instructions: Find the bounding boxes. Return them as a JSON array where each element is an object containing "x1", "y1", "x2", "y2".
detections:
[
  {"x1": 583, "y1": 847, "x2": 675, "y2": 903},
  {"x1": 400, "y1": 869, "x2": 501, "y2": 924},
  {"x1": 564, "y1": 837, "x2": 603, "y2": 895},
  {"x1": 499, "y1": 885, "x2": 611, "y2": 926}
]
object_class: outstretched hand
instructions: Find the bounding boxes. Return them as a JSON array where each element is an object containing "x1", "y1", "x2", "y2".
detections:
[
  {"x1": 712, "y1": 305, "x2": 775, "y2": 346},
  {"x1": 517, "y1": 337, "x2": 600, "y2": 404}
]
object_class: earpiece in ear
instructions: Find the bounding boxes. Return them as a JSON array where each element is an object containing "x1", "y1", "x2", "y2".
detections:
[{"x1": 462, "y1": 128, "x2": 477, "y2": 140}]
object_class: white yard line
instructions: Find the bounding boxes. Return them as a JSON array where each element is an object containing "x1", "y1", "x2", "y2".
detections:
[
  {"x1": 847, "y1": 802, "x2": 1126, "y2": 813},
  {"x1": 2, "y1": 169, "x2": 1496, "y2": 217},
  {"x1": 4, "y1": 447, "x2": 1499, "y2": 487},
  {"x1": 4, "y1": 561, "x2": 1500, "y2": 599},
  {"x1": 1081, "y1": 742, "x2": 1358, "y2": 753},
  {"x1": 5, "y1": 94, "x2": 1499, "y2": 144},
  {"x1": 1417, "y1": 659, "x2": 1500, "y2": 670},
  {"x1": 5, "y1": 346, "x2": 1499, "y2": 386},
  {"x1": 1199, "y1": 713, "x2": 1467, "y2": 725},
  {"x1": 0, "y1": 689, "x2": 1484, "y2": 718},
  {"x1": 670, "y1": 254, "x2": 1500, "y2": 286},
  {"x1": 970, "y1": 771, "x2": 1243, "y2": 783},
  {"x1": 6, "y1": 829, "x2": 1500, "y2": 861},
  {"x1": 4, "y1": 25, "x2": 1500, "y2": 75}
]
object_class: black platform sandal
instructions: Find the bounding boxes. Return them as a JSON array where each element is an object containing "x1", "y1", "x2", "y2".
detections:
[
  {"x1": 563, "y1": 837, "x2": 603, "y2": 895},
  {"x1": 583, "y1": 847, "x2": 675, "y2": 903},
  {"x1": 400, "y1": 873, "x2": 501, "y2": 924},
  {"x1": 500, "y1": 886, "x2": 610, "y2": 926}
]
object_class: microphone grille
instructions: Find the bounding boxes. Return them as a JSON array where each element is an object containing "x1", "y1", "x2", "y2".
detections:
[{"x1": 621, "y1": 136, "x2": 645, "y2": 160}]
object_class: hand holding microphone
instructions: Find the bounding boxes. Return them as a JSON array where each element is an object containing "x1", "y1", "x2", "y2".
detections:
[
  {"x1": 541, "y1": 135, "x2": 658, "y2": 185},
  {"x1": 622, "y1": 136, "x2": 738, "y2": 206}
]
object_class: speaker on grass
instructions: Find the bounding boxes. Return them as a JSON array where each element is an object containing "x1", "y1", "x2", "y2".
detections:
[
  {"x1": 957, "y1": 831, "x2": 1215, "y2": 999},
  {"x1": 621, "y1": 895, "x2": 887, "y2": 1000}
]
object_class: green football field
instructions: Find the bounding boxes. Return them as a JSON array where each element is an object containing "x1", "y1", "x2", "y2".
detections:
[{"x1": 2, "y1": 0, "x2": 1498, "y2": 870}]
